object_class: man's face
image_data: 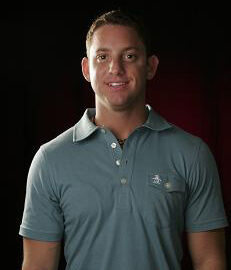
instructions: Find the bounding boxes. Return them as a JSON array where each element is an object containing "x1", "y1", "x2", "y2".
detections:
[{"x1": 82, "y1": 24, "x2": 158, "y2": 111}]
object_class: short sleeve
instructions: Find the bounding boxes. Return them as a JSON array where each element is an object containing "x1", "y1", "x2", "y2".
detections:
[
  {"x1": 185, "y1": 140, "x2": 229, "y2": 232},
  {"x1": 19, "y1": 147, "x2": 64, "y2": 241}
]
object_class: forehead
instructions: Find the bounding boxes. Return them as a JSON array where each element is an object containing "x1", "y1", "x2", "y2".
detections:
[{"x1": 90, "y1": 24, "x2": 145, "y2": 53}]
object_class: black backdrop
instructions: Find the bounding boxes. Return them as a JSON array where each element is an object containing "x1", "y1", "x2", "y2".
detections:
[{"x1": 6, "y1": 1, "x2": 230, "y2": 269}]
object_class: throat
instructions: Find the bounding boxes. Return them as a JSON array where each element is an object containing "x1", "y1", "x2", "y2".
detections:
[
  {"x1": 91, "y1": 115, "x2": 127, "y2": 148},
  {"x1": 116, "y1": 138, "x2": 126, "y2": 148}
]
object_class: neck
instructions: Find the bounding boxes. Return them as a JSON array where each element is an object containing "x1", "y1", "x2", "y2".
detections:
[{"x1": 93, "y1": 103, "x2": 148, "y2": 140}]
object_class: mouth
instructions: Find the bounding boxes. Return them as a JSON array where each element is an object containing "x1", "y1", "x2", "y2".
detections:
[{"x1": 106, "y1": 81, "x2": 129, "y2": 90}]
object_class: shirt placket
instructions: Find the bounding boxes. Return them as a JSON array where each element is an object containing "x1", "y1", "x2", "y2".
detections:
[{"x1": 102, "y1": 127, "x2": 138, "y2": 212}]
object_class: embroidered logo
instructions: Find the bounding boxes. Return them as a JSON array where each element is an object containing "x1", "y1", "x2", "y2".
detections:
[{"x1": 151, "y1": 174, "x2": 162, "y2": 184}]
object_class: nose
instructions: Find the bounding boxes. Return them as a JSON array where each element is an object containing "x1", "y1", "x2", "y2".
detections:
[{"x1": 109, "y1": 58, "x2": 125, "y2": 76}]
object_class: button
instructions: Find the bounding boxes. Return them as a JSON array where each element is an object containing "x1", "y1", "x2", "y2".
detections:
[
  {"x1": 116, "y1": 160, "x2": 121, "y2": 166},
  {"x1": 164, "y1": 182, "x2": 171, "y2": 189},
  {"x1": 101, "y1": 128, "x2": 106, "y2": 133},
  {"x1": 111, "y1": 142, "x2": 117, "y2": 149},
  {"x1": 120, "y1": 178, "x2": 127, "y2": 185}
]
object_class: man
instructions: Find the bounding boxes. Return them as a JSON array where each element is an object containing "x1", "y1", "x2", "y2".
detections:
[{"x1": 20, "y1": 10, "x2": 228, "y2": 270}]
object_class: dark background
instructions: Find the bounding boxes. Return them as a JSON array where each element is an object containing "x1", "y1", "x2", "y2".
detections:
[{"x1": 7, "y1": 1, "x2": 230, "y2": 269}]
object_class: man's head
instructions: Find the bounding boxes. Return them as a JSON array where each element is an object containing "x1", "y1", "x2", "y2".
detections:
[
  {"x1": 82, "y1": 10, "x2": 159, "y2": 112},
  {"x1": 86, "y1": 10, "x2": 153, "y2": 58}
]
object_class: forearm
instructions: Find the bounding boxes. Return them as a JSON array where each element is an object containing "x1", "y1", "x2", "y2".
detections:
[
  {"x1": 22, "y1": 238, "x2": 61, "y2": 270},
  {"x1": 22, "y1": 266, "x2": 51, "y2": 270},
  {"x1": 193, "y1": 257, "x2": 226, "y2": 270},
  {"x1": 188, "y1": 229, "x2": 227, "y2": 270},
  {"x1": 22, "y1": 261, "x2": 59, "y2": 270},
  {"x1": 22, "y1": 254, "x2": 60, "y2": 270}
]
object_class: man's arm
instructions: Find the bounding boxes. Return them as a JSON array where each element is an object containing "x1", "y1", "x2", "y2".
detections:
[
  {"x1": 22, "y1": 237, "x2": 61, "y2": 270},
  {"x1": 187, "y1": 228, "x2": 226, "y2": 270}
]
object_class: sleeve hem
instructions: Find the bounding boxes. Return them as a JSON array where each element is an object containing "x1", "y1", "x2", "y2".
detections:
[
  {"x1": 19, "y1": 226, "x2": 63, "y2": 242},
  {"x1": 185, "y1": 219, "x2": 229, "y2": 232}
]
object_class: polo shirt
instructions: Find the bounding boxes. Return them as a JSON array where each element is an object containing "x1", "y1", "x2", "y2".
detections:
[{"x1": 19, "y1": 104, "x2": 228, "y2": 270}]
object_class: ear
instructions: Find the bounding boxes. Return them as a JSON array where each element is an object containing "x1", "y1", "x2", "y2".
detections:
[
  {"x1": 81, "y1": 57, "x2": 91, "y2": 82},
  {"x1": 146, "y1": 55, "x2": 159, "y2": 80}
]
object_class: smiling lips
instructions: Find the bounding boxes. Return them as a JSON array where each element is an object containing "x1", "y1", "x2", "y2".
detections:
[{"x1": 106, "y1": 81, "x2": 129, "y2": 90}]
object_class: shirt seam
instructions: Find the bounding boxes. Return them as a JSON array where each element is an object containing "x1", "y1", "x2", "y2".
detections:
[
  {"x1": 188, "y1": 138, "x2": 203, "y2": 181},
  {"x1": 40, "y1": 146, "x2": 59, "y2": 201},
  {"x1": 185, "y1": 217, "x2": 228, "y2": 231},
  {"x1": 19, "y1": 226, "x2": 62, "y2": 241},
  {"x1": 20, "y1": 225, "x2": 62, "y2": 236}
]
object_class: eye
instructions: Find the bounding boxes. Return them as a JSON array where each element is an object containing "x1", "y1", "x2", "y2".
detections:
[
  {"x1": 124, "y1": 53, "x2": 137, "y2": 61},
  {"x1": 96, "y1": 54, "x2": 108, "y2": 62}
]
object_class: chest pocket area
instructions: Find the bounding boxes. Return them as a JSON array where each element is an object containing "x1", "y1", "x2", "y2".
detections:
[{"x1": 143, "y1": 171, "x2": 186, "y2": 229}]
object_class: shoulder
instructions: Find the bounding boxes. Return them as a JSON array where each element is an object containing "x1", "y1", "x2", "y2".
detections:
[
  {"x1": 160, "y1": 122, "x2": 204, "y2": 155},
  {"x1": 39, "y1": 126, "x2": 75, "y2": 159},
  {"x1": 157, "y1": 123, "x2": 214, "y2": 180}
]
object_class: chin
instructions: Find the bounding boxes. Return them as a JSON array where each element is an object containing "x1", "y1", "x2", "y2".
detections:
[{"x1": 106, "y1": 99, "x2": 136, "y2": 111}]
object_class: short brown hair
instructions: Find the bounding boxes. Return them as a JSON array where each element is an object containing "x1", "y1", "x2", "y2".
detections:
[{"x1": 86, "y1": 10, "x2": 153, "y2": 57}]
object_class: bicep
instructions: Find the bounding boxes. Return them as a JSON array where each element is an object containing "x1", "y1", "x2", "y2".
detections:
[
  {"x1": 187, "y1": 229, "x2": 226, "y2": 269},
  {"x1": 22, "y1": 237, "x2": 61, "y2": 270}
]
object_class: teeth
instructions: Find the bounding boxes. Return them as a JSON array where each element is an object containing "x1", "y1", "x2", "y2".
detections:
[{"x1": 109, "y1": 82, "x2": 126, "y2": 86}]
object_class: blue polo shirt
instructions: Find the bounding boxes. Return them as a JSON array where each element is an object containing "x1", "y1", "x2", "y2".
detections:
[{"x1": 19, "y1": 104, "x2": 228, "y2": 270}]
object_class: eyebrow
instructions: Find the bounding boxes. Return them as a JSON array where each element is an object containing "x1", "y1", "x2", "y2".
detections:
[{"x1": 95, "y1": 46, "x2": 140, "y2": 53}]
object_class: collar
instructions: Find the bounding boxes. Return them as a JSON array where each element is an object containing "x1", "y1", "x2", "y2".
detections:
[
  {"x1": 73, "y1": 104, "x2": 172, "y2": 143},
  {"x1": 142, "y1": 104, "x2": 172, "y2": 131}
]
